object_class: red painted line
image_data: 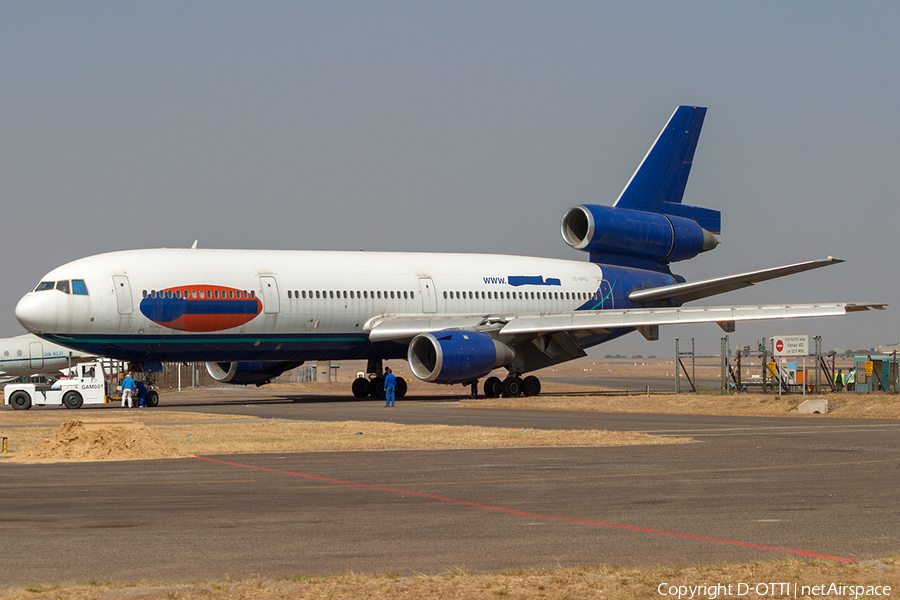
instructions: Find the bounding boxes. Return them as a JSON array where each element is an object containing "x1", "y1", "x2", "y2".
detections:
[{"x1": 195, "y1": 456, "x2": 853, "y2": 563}]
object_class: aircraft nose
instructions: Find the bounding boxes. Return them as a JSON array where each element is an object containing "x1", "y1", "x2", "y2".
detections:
[{"x1": 15, "y1": 293, "x2": 48, "y2": 333}]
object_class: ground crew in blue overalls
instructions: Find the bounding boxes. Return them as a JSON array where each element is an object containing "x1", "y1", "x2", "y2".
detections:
[{"x1": 384, "y1": 367, "x2": 396, "y2": 407}]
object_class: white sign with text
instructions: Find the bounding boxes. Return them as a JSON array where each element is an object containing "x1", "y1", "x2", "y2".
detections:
[{"x1": 772, "y1": 335, "x2": 809, "y2": 356}]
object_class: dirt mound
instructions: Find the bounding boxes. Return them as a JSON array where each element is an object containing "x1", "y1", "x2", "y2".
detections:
[{"x1": 11, "y1": 419, "x2": 185, "y2": 462}]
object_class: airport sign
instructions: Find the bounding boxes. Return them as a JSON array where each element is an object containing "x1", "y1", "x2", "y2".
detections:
[{"x1": 772, "y1": 335, "x2": 809, "y2": 356}]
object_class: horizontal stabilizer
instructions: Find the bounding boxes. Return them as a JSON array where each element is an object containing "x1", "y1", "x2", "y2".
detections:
[{"x1": 628, "y1": 257, "x2": 845, "y2": 305}]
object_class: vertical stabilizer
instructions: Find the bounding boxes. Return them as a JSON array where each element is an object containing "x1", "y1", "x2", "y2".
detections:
[{"x1": 613, "y1": 106, "x2": 720, "y2": 234}]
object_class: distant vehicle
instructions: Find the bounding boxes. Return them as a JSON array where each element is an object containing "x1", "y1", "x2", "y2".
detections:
[
  {"x1": 4, "y1": 360, "x2": 159, "y2": 410},
  {"x1": 0, "y1": 333, "x2": 92, "y2": 383},
  {"x1": 14, "y1": 106, "x2": 886, "y2": 399}
]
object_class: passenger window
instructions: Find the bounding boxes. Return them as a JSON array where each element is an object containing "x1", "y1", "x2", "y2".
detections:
[
  {"x1": 316, "y1": 291, "x2": 320, "y2": 299},
  {"x1": 72, "y1": 280, "x2": 89, "y2": 295},
  {"x1": 56, "y1": 280, "x2": 70, "y2": 294},
  {"x1": 350, "y1": 291, "x2": 354, "y2": 299},
  {"x1": 343, "y1": 291, "x2": 347, "y2": 299},
  {"x1": 35, "y1": 281, "x2": 55, "y2": 292},
  {"x1": 329, "y1": 291, "x2": 334, "y2": 299},
  {"x1": 403, "y1": 291, "x2": 408, "y2": 299},
  {"x1": 176, "y1": 290, "x2": 183, "y2": 299},
  {"x1": 288, "y1": 290, "x2": 292, "y2": 299},
  {"x1": 377, "y1": 291, "x2": 382, "y2": 299},
  {"x1": 142, "y1": 290, "x2": 148, "y2": 299},
  {"x1": 364, "y1": 291, "x2": 368, "y2": 299},
  {"x1": 168, "y1": 291, "x2": 174, "y2": 299},
  {"x1": 191, "y1": 290, "x2": 198, "y2": 299},
  {"x1": 199, "y1": 290, "x2": 205, "y2": 299},
  {"x1": 443, "y1": 291, "x2": 447, "y2": 299},
  {"x1": 390, "y1": 291, "x2": 395, "y2": 299},
  {"x1": 250, "y1": 291, "x2": 255, "y2": 298},
  {"x1": 410, "y1": 292, "x2": 415, "y2": 299}
]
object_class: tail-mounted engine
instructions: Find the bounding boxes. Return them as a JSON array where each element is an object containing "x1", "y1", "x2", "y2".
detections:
[{"x1": 561, "y1": 204, "x2": 718, "y2": 269}]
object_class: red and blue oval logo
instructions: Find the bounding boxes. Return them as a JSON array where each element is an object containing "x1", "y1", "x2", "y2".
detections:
[{"x1": 139, "y1": 285, "x2": 262, "y2": 332}]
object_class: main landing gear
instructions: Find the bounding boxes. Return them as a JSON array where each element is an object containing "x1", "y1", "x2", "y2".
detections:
[
  {"x1": 482, "y1": 375, "x2": 541, "y2": 398},
  {"x1": 351, "y1": 358, "x2": 408, "y2": 400},
  {"x1": 351, "y1": 376, "x2": 408, "y2": 399}
]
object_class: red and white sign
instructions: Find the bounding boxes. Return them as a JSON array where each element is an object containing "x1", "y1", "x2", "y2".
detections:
[{"x1": 772, "y1": 335, "x2": 809, "y2": 356}]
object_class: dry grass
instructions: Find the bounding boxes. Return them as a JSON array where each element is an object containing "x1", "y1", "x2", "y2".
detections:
[
  {"x1": 0, "y1": 409, "x2": 249, "y2": 426},
  {"x1": 462, "y1": 391, "x2": 900, "y2": 418},
  {"x1": 0, "y1": 418, "x2": 689, "y2": 459},
  {"x1": 2, "y1": 557, "x2": 897, "y2": 599}
]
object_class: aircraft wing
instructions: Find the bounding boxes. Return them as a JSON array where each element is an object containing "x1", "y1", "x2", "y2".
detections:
[
  {"x1": 366, "y1": 302, "x2": 886, "y2": 343},
  {"x1": 628, "y1": 257, "x2": 844, "y2": 305}
]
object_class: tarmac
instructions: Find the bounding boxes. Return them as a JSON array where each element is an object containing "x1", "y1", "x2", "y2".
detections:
[{"x1": 1, "y1": 387, "x2": 898, "y2": 586}]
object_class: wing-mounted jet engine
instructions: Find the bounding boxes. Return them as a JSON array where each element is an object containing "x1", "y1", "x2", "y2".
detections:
[{"x1": 206, "y1": 361, "x2": 303, "y2": 386}]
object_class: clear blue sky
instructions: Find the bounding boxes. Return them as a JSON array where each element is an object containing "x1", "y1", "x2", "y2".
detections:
[{"x1": 1, "y1": 1, "x2": 897, "y2": 356}]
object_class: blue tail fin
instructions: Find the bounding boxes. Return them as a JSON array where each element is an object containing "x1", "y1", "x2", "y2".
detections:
[{"x1": 613, "y1": 106, "x2": 720, "y2": 234}]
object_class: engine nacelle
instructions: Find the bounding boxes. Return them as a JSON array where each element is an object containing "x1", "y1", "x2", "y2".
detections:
[
  {"x1": 561, "y1": 204, "x2": 717, "y2": 265},
  {"x1": 408, "y1": 331, "x2": 516, "y2": 385},
  {"x1": 206, "y1": 361, "x2": 303, "y2": 386}
]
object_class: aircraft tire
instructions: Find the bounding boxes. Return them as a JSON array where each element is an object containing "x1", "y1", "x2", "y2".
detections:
[
  {"x1": 484, "y1": 377, "x2": 502, "y2": 398},
  {"x1": 9, "y1": 391, "x2": 31, "y2": 410},
  {"x1": 351, "y1": 377, "x2": 370, "y2": 398},
  {"x1": 500, "y1": 377, "x2": 522, "y2": 398},
  {"x1": 145, "y1": 390, "x2": 160, "y2": 407},
  {"x1": 395, "y1": 378, "x2": 407, "y2": 398},
  {"x1": 522, "y1": 376, "x2": 541, "y2": 397},
  {"x1": 63, "y1": 391, "x2": 83, "y2": 410},
  {"x1": 367, "y1": 377, "x2": 385, "y2": 399}
]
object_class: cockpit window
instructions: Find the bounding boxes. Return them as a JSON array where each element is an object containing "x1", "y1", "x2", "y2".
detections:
[
  {"x1": 56, "y1": 280, "x2": 70, "y2": 294},
  {"x1": 35, "y1": 281, "x2": 55, "y2": 292},
  {"x1": 72, "y1": 280, "x2": 88, "y2": 295}
]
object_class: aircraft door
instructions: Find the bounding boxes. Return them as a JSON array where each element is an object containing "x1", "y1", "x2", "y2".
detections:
[
  {"x1": 29, "y1": 342, "x2": 43, "y2": 370},
  {"x1": 260, "y1": 276, "x2": 280, "y2": 314},
  {"x1": 418, "y1": 278, "x2": 437, "y2": 313},
  {"x1": 112, "y1": 275, "x2": 133, "y2": 314}
]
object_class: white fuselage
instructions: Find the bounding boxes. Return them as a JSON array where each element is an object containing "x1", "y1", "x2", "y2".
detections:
[{"x1": 15, "y1": 248, "x2": 656, "y2": 364}]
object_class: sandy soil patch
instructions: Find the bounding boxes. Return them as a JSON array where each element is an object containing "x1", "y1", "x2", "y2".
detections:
[{"x1": 8, "y1": 419, "x2": 185, "y2": 463}]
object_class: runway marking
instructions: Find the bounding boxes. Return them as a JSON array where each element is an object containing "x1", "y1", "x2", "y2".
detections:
[{"x1": 195, "y1": 456, "x2": 854, "y2": 563}]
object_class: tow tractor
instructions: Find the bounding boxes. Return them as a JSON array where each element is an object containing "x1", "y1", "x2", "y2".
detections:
[{"x1": 3, "y1": 360, "x2": 160, "y2": 410}]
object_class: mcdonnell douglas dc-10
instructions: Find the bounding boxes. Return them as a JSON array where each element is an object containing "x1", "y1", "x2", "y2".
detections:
[{"x1": 14, "y1": 106, "x2": 885, "y2": 400}]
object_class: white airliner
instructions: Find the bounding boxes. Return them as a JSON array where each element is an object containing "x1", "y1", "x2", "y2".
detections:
[
  {"x1": 0, "y1": 333, "x2": 92, "y2": 383},
  {"x1": 14, "y1": 106, "x2": 885, "y2": 399}
]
